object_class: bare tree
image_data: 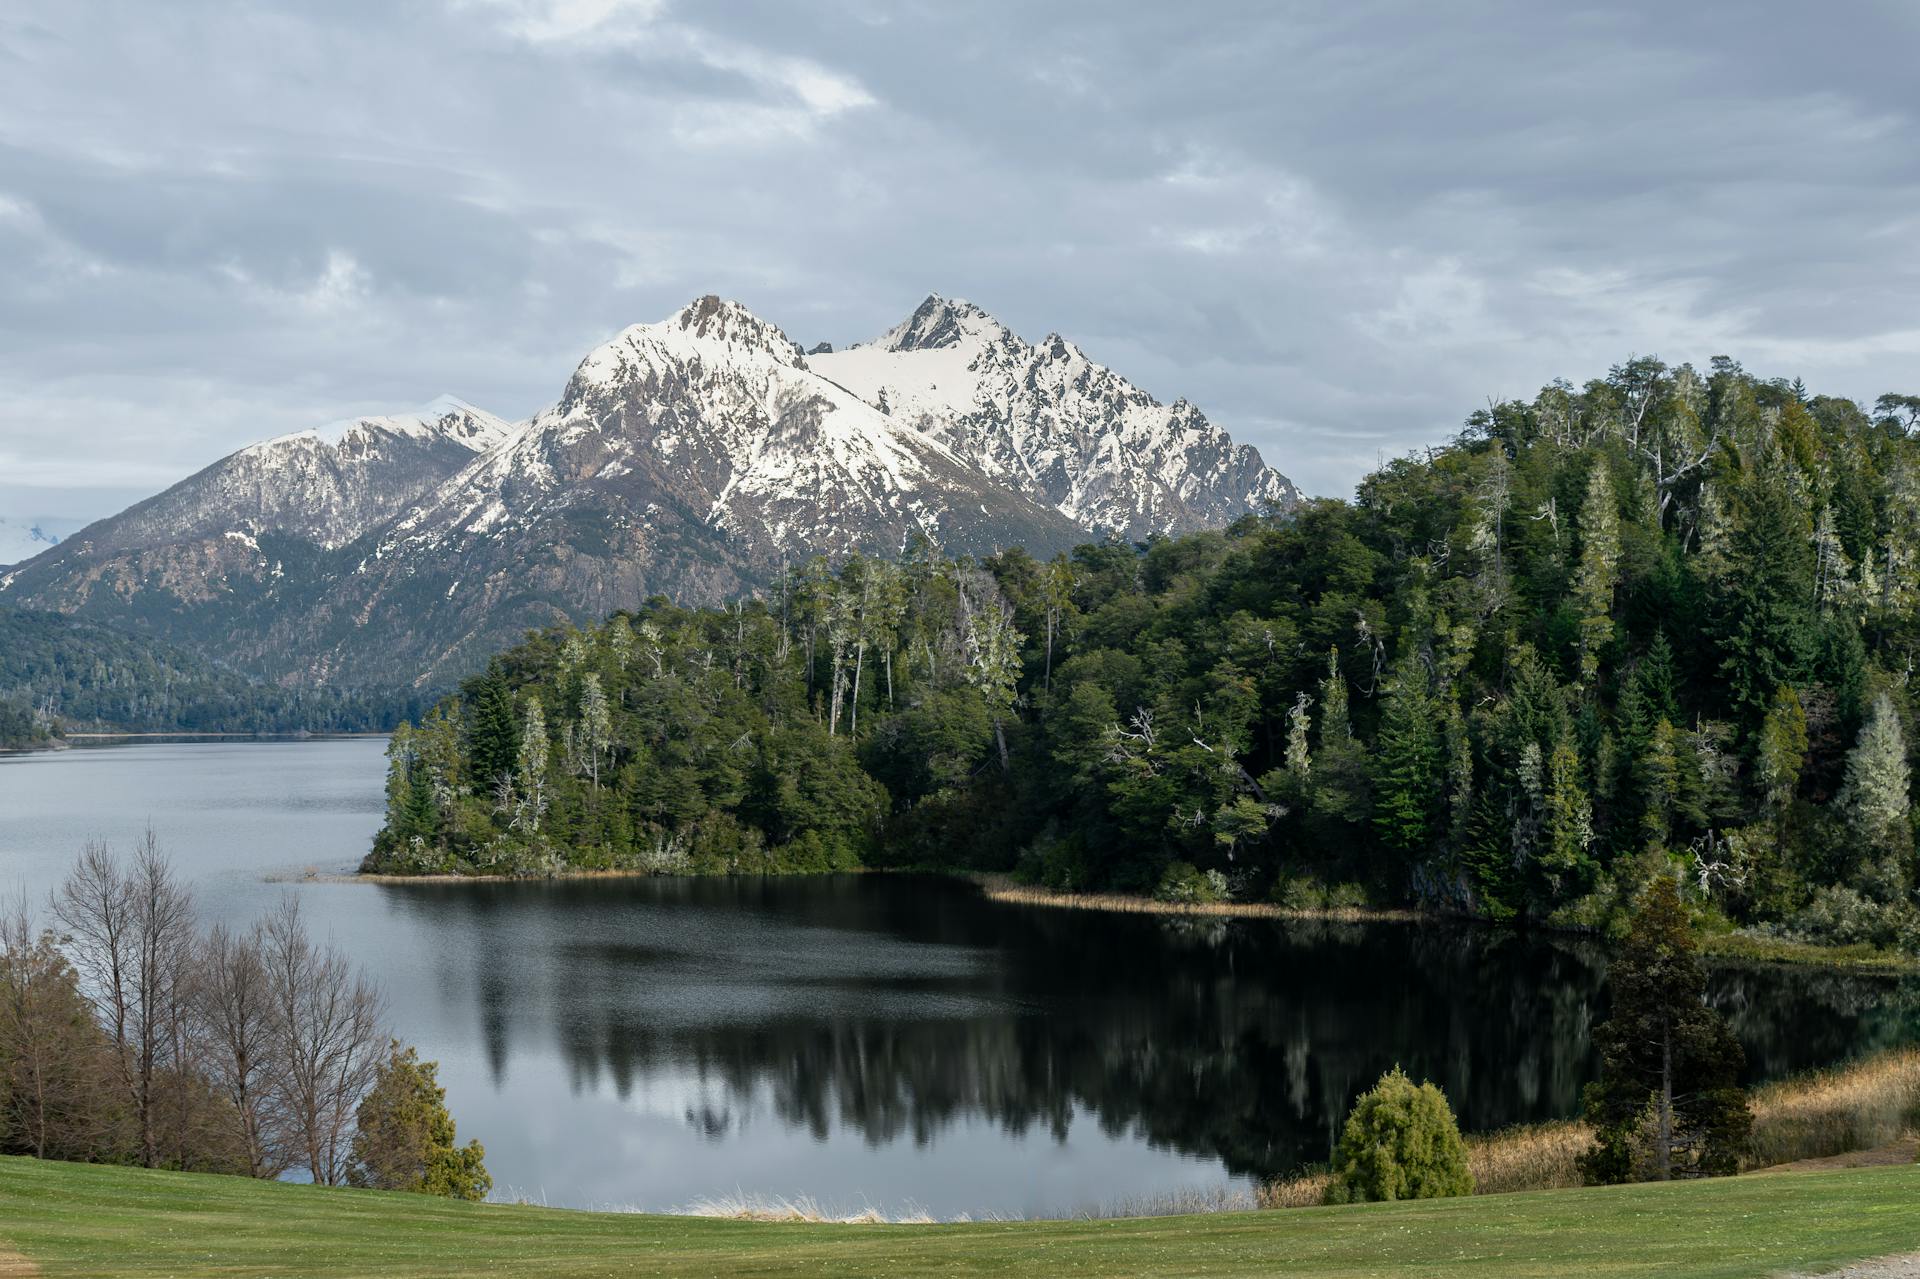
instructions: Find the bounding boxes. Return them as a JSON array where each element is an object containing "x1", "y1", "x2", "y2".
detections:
[
  {"x1": 55, "y1": 831, "x2": 196, "y2": 1168},
  {"x1": 196, "y1": 921, "x2": 288, "y2": 1177},
  {"x1": 263, "y1": 898, "x2": 386, "y2": 1186}
]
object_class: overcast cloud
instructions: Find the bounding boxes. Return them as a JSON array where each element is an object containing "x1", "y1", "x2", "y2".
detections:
[{"x1": 2, "y1": 0, "x2": 1917, "y2": 526}]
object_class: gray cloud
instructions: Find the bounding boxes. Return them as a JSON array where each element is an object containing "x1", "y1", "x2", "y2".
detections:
[{"x1": 1, "y1": 0, "x2": 1915, "y2": 523}]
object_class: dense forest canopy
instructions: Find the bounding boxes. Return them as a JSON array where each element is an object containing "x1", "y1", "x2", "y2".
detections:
[
  {"x1": 0, "y1": 607, "x2": 422, "y2": 747},
  {"x1": 368, "y1": 361, "x2": 1920, "y2": 950}
]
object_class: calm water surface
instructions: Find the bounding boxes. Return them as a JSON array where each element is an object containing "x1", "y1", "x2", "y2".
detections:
[{"x1": 1, "y1": 738, "x2": 1915, "y2": 1216}]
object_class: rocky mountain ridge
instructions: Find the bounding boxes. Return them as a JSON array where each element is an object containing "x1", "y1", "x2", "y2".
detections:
[{"x1": 1, "y1": 295, "x2": 1297, "y2": 686}]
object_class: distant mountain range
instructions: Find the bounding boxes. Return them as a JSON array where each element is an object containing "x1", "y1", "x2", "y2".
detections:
[
  {"x1": 0, "y1": 517, "x2": 76, "y2": 568},
  {"x1": 1, "y1": 295, "x2": 1298, "y2": 688}
]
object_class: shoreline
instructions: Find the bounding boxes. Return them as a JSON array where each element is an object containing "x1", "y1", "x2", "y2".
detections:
[
  {"x1": 1700, "y1": 930, "x2": 1920, "y2": 975},
  {"x1": 61, "y1": 730, "x2": 391, "y2": 740},
  {"x1": 967, "y1": 873, "x2": 1422, "y2": 922},
  {"x1": 315, "y1": 861, "x2": 1919, "y2": 973}
]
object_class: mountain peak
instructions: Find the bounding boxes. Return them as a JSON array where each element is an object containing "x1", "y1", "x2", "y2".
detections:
[
  {"x1": 873, "y1": 294, "x2": 1007, "y2": 353},
  {"x1": 667, "y1": 294, "x2": 800, "y2": 357}
]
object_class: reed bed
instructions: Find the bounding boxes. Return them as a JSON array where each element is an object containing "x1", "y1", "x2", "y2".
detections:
[
  {"x1": 1081, "y1": 1186, "x2": 1262, "y2": 1218},
  {"x1": 1255, "y1": 1046, "x2": 1920, "y2": 1209},
  {"x1": 1746, "y1": 1046, "x2": 1920, "y2": 1169},
  {"x1": 971, "y1": 875, "x2": 1418, "y2": 923},
  {"x1": 679, "y1": 1192, "x2": 941, "y2": 1224}
]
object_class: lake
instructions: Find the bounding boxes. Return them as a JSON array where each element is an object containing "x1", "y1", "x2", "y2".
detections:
[{"x1": 1, "y1": 738, "x2": 1914, "y2": 1217}]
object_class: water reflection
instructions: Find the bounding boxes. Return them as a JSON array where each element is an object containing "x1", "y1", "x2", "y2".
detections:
[
  {"x1": 376, "y1": 875, "x2": 1919, "y2": 1183},
  {"x1": 6, "y1": 741, "x2": 1916, "y2": 1214}
]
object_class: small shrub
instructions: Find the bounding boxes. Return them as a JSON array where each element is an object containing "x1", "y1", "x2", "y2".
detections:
[
  {"x1": 1773, "y1": 885, "x2": 1919, "y2": 951},
  {"x1": 1270, "y1": 876, "x2": 1326, "y2": 911},
  {"x1": 1153, "y1": 862, "x2": 1226, "y2": 905},
  {"x1": 1326, "y1": 1067, "x2": 1474, "y2": 1203},
  {"x1": 1270, "y1": 877, "x2": 1369, "y2": 912},
  {"x1": 1325, "y1": 882, "x2": 1370, "y2": 910},
  {"x1": 1018, "y1": 831, "x2": 1091, "y2": 892}
]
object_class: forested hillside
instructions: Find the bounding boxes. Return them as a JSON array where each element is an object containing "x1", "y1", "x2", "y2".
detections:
[
  {"x1": 367, "y1": 361, "x2": 1920, "y2": 950},
  {"x1": 0, "y1": 607, "x2": 421, "y2": 747}
]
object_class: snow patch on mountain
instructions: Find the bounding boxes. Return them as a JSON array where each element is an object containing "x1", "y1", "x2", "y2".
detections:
[
  {"x1": 259, "y1": 396, "x2": 514, "y2": 455},
  {"x1": 814, "y1": 295, "x2": 1298, "y2": 537}
]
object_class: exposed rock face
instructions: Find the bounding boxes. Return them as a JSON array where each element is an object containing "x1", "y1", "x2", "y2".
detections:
[
  {"x1": 2, "y1": 295, "x2": 1298, "y2": 688},
  {"x1": 813, "y1": 295, "x2": 1298, "y2": 538}
]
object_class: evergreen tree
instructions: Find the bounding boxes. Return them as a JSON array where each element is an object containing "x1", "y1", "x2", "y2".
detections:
[
  {"x1": 513, "y1": 696, "x2": 550, "y2": 834},
  {"x1": 1716, "y1": 475, "x2": 1816, "y2": 723},
  {"x1": 1326, "y1": 1067, "x2": 1474, "y2": 1203},
  {"x1": 1540, "y1": 740, "x2": 1595, "y2": 894},
  {"x1": 1372, "y1": 656, "x2": 1443, "y2": 861},
  {"x1": 348, "y1": 1042, "x2": 490, "y2": 1200},
  {"x1": 1754, "y1": 685, "x2": 1808, "y2": 813},
  {"x1": 1572, "y1": 458, "x2": 1620, "y2": 686},
  {"x1": 1581, "y1": 877, "x2": 1751, "y2": 1183},
  {"x1": 1836, "y1": 692, "x2": 1912, "y2": 892},
  {"x1": 466, "y1": 664, "x2": 518, "y2": 794}
]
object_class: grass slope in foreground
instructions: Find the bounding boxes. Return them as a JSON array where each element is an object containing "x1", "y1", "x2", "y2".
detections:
[{"x1": 4, "y1": 1156, "x2": 1920, "y2": 1278}]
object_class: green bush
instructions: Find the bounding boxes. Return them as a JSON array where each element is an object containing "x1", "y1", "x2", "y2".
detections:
[
  {"x1": 1270, "y1": 876, "x2": 1369, "y2": 911},
  {"x1": 1325, "y1": 1067, "x2": 1475, "y2": 1203},
  {"x1": 1271, "y1": 875, "x2": 1325, "y2": 910},
  {"x1": 1154, "y1": 861, "x2": 1227, "y2": 905},
  {"x1": 1773, "y1": 885, "x2": 1920, "y2": 951},
  {"x1": 1325, "y1": 881, "x2": 1370, "y2": 910},
  {"x1": 1017, "y1": 830, "x2": 1092, "y2": 892}
]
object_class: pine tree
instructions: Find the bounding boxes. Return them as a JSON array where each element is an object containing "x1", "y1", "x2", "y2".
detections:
[
  {"x1": 1540, "y1": 740, "x2": 1594, "y2": 895},
  {"x1": 1717, "y1": 474, "x2": 1816, "y2": 723},
  {"x1": 466, "y1": 664, "x2": 518, "y2": 795},
  {"x1": 1572, "y1": 458, "x2": 1620, "y2": 686},
  {"x1": 1754, "y1": 685, "x2": 1808, "y2": 813},
  {"x1": 1372, "y1": 657, "x2": 1443, "y2": 859},
  {"x1": 1581, "y1": 877, "x2": 1750, "y2": 1183},
  {"x1": 1639, "y1": 718, "x2": 1683, "y2": 847}
]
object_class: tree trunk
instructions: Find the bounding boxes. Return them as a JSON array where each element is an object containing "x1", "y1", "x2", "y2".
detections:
[
  {"x1": 994, "y1": 717, "x2": 1010, "y2": 771},
  {"x1": 1045, "y1": 611, "x2": 1055, "y2": 691},
  {"x1": 1657, "y1": 1019, "x2": 1674, "y2": 1181},
  {"x1": 851, "y1": 641, "x2": 865, "y2": 739}
]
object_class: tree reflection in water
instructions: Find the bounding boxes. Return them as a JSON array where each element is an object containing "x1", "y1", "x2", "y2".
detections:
[{"x1": 380, "y1": 874, "x2": 1920, "y2": 1182}]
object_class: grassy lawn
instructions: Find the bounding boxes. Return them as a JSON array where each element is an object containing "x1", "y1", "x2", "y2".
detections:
[{"x1": 2, "y1": 1155, "x2": 1918, "y2": 1278}]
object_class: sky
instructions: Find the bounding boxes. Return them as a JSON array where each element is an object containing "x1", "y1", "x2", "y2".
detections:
[{"x1": 3, "y1": 0, "x2": 1917, "y2": 531}]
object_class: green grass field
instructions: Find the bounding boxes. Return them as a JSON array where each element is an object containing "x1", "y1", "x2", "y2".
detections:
[{"x1": 2, "y1": 1155, "x2": 1916, "y2": 1278}]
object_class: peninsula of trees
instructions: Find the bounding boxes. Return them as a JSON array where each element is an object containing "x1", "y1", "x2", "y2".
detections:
[{"x1": 367, "y1": 362, "x2": 1920, "y2": 954}]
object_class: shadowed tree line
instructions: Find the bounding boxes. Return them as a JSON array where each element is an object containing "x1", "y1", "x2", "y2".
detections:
[{"x1": 0, "y1": 606, "x2": 426, "y2": 748}]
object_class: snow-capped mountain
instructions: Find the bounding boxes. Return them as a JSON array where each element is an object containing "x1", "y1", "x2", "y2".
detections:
[
  {"x1": 55, "y1": 395, "x2": 513, "y2": 558},
  {"x1": 386, "y1": 296, "x2": 1079, "y2": 565},
  {"x1": 0, "y1": 517, "x2": 74, "y2": 569},
  {"x1": 813, "y1": 295, "x2": 1298, "y2": 538},
  {"x1": 1, "y1": 295, "x2": 1297, "y2": 686}
]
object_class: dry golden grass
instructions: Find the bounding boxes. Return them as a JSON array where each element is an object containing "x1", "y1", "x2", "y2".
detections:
[
  {"x1": 1255, "y1": 1047, "x2": 1920, "y2": 1209},
  {"x1": 1467, "y1": 1121, "x2": 1595, "y2": 1193},
  {"x1": 970, "y1": 875, "x2": 1419, "y2": 922},
  {"x1": 1746, "y1": 1047, "x2": 1920, "y2": 1169}
]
